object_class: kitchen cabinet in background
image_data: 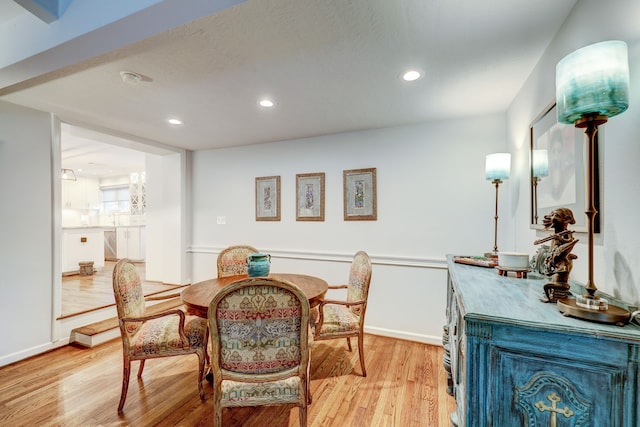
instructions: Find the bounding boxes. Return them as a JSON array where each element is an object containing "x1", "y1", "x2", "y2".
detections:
[
  {"x1": 62, "y1": 176, "x2": 100, "y2": 210},
  {"x1": 117, "y1": 226, "x2": 145, "y2": 261},
  {"x1": 61, "y1": 228, "x2": 105, "y2": 274}
]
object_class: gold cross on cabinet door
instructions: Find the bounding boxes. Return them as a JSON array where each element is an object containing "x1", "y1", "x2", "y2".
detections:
[{"x1": 535, "y1": 392, "x2": 575, "y2": 427}]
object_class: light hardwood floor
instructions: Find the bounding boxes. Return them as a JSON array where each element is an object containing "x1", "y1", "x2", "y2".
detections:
[
  {"x1": 61, "y1": 261, "x2": 183, "y2": 318},
  {"x1": 0, "y1": 334, "x2": 455, "y2": 426}
]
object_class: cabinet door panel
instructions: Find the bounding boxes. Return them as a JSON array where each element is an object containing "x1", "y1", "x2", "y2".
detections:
[
  {"x1": 62, "y1": 179, "x2": 84, "y2": 209},
  {"x1": 116, "y1": 228, "x2": 127, "y2": 258},
  {"x1": 62, "y1": 177, "x2": 101, "y2": 209},
  {"x1": 126, "y1": 228, "x2": 141, "y2": 259},
  {"x1": 116, "y1": 227, "x2": 145, "y2": 260},
  {"x1": 492, "y1": 348, "x2": 625, "y2": 426},
  {"x1": 85, "y1": 177, "x2": 101, "y2": 209}
]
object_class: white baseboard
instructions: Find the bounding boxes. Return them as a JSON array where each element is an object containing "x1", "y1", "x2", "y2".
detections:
[
  {"x1": 0, "y1": 338, "x2": 69, "y2": 368},
  {"x1": 365, "y1": 326, "x2": 443, "y2": 347}
]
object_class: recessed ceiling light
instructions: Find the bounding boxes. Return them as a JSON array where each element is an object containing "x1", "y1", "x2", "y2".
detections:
[
  {"x1": 402, "y1": 70, "x2": 422, "y2": 82},
  {"x1": 258, "y1": 99, "x2": 275, "y2": 108},
  {"x1": 168, "y1": 118, "x2": 183, "y2": 125}
]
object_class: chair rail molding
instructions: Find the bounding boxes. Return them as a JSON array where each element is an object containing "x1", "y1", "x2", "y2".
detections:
[{"x1": 188, "y1": 246, "x2": 447, "y2": 270}]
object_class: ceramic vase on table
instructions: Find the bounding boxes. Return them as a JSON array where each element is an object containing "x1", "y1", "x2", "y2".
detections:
[{"x1": 246, "y1": 253, "x2": 271, "y2": 277}]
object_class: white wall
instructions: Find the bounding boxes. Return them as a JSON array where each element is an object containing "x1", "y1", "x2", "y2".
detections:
[
  {"x1": 0, "y1": 101, "x2": 55, "y2": 361},
  {"x1": 146, "y1": 151, "x2": 190, "y2": 284},
  {"x1": 190, "y1": 113, "x2": 509, "y2": 343},
  {"x1": 509, "y1": 0, "x2": 640, "y2": 308}
]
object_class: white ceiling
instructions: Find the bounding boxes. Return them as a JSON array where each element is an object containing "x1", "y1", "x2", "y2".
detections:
[
  {"x1": 0, "y1": 0, "x2": 577, "y2": 174},
  {"x1": 60, "y1": 124, "x2": 147, "y2": 179},
  {"x1": 0, "y1": 0, "x2": 24, "y2": 22}
]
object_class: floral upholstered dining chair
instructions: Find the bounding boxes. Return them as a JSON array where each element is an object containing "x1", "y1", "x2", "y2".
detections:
[
  {"x1": 216, "y1": 244, "x2": 259, "y2": 277},
  {"x1": 112, "y1": 258, "x2": 208, "y2": 413},
  {"x1": 311, "y1": 251, "x2": 372, "y2": 376},
  {"x1": 208, "y1": 277, "x2": 312, "y2": 426}
]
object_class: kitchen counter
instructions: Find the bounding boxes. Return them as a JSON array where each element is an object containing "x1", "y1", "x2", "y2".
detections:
[
  {"x1": 61, "y1": 228, "x2": 106, "y2": 274},
  {"x1": 62, "y1": 226, "x2": 116, "y2": 230}
]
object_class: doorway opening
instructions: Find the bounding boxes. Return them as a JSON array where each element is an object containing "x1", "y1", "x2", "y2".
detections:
[{"x1": 59, "y1": 123, "x2": 176, "y2": 318}]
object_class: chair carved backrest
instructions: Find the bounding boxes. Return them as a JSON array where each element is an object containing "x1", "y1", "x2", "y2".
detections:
[
  {"x1": 208, "y1": 277, "x2": 311, "y2": 426},
  {"x1": 346, "y1": 251, "x2": 373, "y2": 317},
  {"x1": 113, "y1": 260, "x2": 146, "y2": 339},
  {"x1": 217, "y1": 245, "x2": 259, "y2": 277},
  {"x1": 211, "y1": 278, "x2": 309, "y2": 375}
]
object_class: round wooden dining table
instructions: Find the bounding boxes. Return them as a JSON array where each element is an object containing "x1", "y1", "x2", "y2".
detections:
[{"x1": 181, "y1": 273, "x2": 328, "y2": 318}]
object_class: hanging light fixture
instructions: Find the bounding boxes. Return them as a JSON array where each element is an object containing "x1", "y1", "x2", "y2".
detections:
[{"x1": 61, "y1": 168, "x2": 76, "y2": 181}]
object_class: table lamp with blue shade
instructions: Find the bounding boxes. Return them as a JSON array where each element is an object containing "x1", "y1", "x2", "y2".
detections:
[
  {"x1": 485, "y1": 152, "x2": 510, "y2": 258},
  {"x1": 532, "y1": 149, "x2": 549, "y2": 179},
  {"x1": 556, "y1": 40, "x2": 629, "y2": 125},
  {"x1": 555, "y1": 40, "x2": 631, "y2": 324},
  {"x1": 485, "y1": 153, "x2": 511, "y2": 182}
]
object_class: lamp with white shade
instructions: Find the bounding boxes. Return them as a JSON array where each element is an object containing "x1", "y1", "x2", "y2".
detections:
[
  {"x1": 554, "y1": 40, "x2": 630, "y2": 324},
  {"x1": 485, "y1": 152, "x2": 511, "y2": 258}
]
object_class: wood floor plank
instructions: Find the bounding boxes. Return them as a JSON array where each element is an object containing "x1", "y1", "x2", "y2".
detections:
[
  {"x1": 0, "y1": 335, "x2": 456, "y2": 426},
  {"x1": 60, "y1": 261, "x2": 182, "y2": 318}
]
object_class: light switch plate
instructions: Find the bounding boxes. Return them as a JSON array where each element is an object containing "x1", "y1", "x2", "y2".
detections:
[{"x1": 216, "y1": 216, "x2": 226, "y2": 225}]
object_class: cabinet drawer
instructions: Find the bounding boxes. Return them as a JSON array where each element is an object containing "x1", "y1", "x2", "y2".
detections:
[{"x1": 489, "y1": 322, "x2": 629, "y2": 366}]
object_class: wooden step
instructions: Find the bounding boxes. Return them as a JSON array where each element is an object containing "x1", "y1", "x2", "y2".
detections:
[{"x1": 70, "y1": 298, "x2": 185, "y2": 348}]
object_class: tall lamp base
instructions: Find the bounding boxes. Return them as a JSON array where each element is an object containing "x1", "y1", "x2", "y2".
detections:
[{"x1": 557, "y1": 297, "x2": 630, "y2": 326}]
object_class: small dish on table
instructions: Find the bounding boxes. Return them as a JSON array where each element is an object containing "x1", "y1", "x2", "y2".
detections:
[{"x1": 496, "y1": 252, "x2": 530, "y2": 278}]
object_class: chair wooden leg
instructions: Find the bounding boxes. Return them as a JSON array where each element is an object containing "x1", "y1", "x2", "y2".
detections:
[
  {"x1": 136, "y1": 359, "x2": 145, "y2": 378},
  {"x1": 118, "y1": 359, "x2": 131, "y2": 413},
  {"x1": 213, "y1": 401, "x2": 223, "y2": 427},
  {"x1": 306, "y1": 363, "x2": 312, "y2": 405},
  {"x1": 197, "y1": 351, "x2": 206, "y2": 401},
  {"x1": 358, "y1": 333, "x2": 366, "y2": 377},
  {"x1": 204, "y1": 326, "x2": 210, "y2": 367},
  {"x1": 299, "y1": 405, "x2": 308, "y2": 427},
  {"x1": 346, "y1": 337, "x2": 352, "y2": 352}
]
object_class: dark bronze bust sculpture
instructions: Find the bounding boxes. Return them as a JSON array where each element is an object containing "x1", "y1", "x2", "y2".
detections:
[{"x1": 534, "y1": 208, "x2": 579, "y2": 303}]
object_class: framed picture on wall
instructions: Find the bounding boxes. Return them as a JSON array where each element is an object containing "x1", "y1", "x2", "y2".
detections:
[
  {"x1": 296, "y1": 172, "x2": 325, "y2": 221},
  {"x1": 255, "y1": 176, "x2": 281, "y2": 221},
  {"x1": 343, "y1": 167, "x2": 377, "y2": 221},
  {"x1": 530, "y1": 102, "x2": 598, "y2": 232}
]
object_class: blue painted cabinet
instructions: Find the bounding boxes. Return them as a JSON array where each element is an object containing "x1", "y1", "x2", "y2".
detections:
[{"x1": 443, "y1": 255, "x2": 640, "y2": 426}]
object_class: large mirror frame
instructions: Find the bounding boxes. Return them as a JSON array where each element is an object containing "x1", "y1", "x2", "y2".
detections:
[{"x1": 530, "y1": 102, "x2": 600, "y2": 233}]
